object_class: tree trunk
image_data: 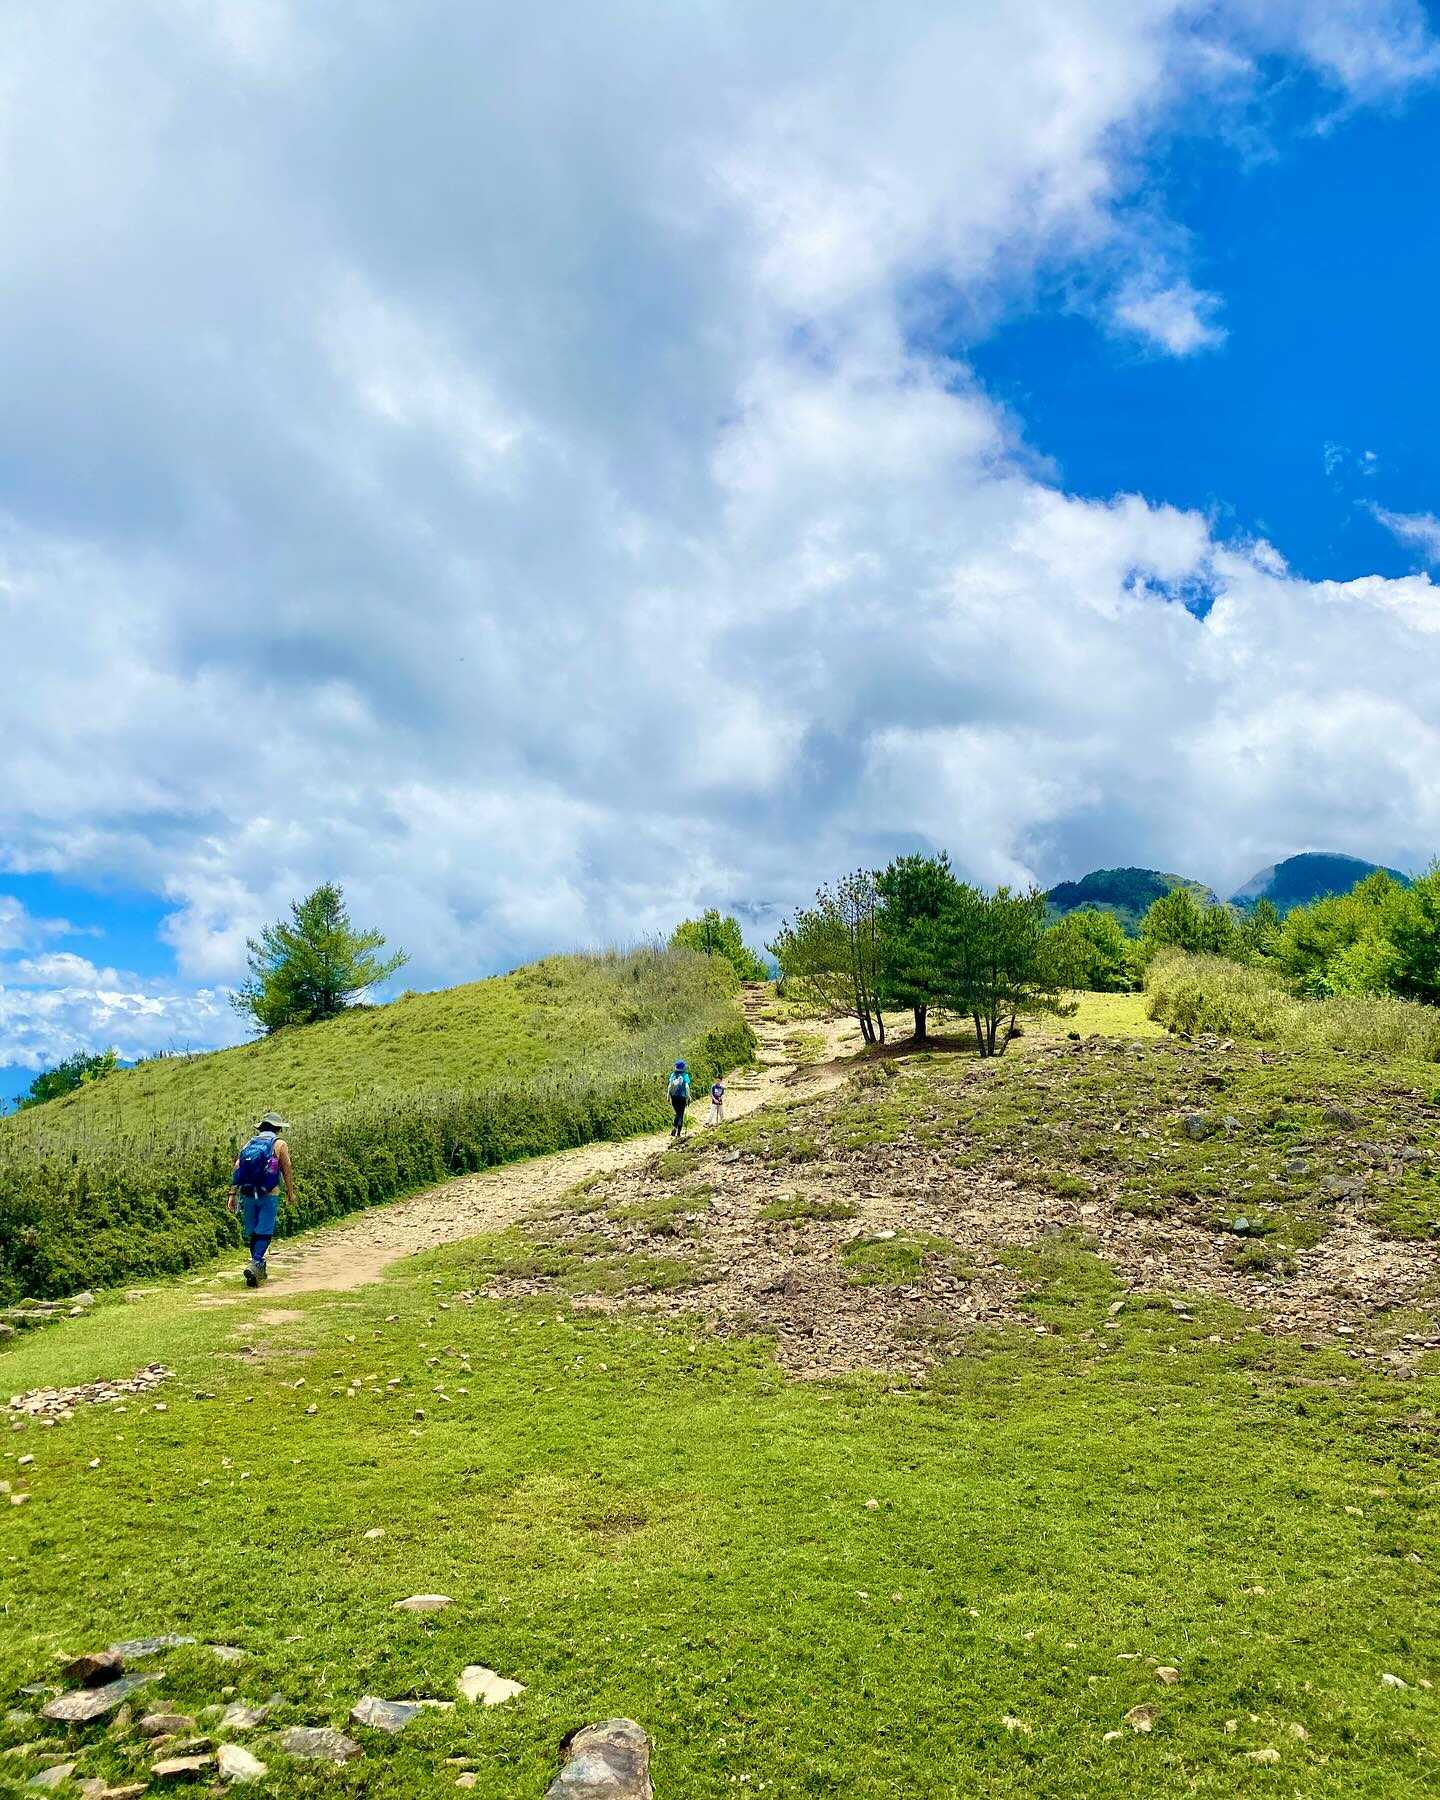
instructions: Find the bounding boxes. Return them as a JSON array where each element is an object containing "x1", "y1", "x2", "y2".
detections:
[{"x1": 913, "y1": 1005, "x2": 927, "y2": 1041}]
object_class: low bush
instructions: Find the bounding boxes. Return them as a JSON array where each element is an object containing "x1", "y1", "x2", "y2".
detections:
[
  {"x1": 1144, "y1": 950, "x2": 1440, "y2": 1062},
  {"x1": 0, "y1": 952, "x2": 755, "y2": 1303}
]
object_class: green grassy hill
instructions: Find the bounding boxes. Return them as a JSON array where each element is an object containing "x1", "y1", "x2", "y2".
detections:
[
  {"x1": 3, "y1": 952, "x2": 709, "y2": 1150},
  {"x1": 0, "y1": 949, "x2": 755, "y2": 1302},
  {"x1": 3, "y1": 1006, "x2": 1438, "y2": 1795}
]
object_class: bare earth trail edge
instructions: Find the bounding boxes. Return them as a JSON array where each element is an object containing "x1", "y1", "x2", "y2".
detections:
[{"x1": 203, "y1": 992, "x2": 861, "y2": 1303}]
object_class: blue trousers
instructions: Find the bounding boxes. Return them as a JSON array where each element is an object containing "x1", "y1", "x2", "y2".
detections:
[{"x1": 239, "y1": 1190, "x2": 279, "y2": 1265}]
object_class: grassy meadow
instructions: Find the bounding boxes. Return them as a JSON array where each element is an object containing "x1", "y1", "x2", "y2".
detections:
[
  {"x1": 1, "y1": 1172, "x2": 1437, "y2": 1797},
  {"x1": 3, "y1": 975, "x2": 1439, "y2": 1794}
]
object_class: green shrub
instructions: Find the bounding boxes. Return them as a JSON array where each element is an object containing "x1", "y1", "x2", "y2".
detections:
[{"x1": 1144, "y1": 951, "x2": 1440, "y2": 1062}]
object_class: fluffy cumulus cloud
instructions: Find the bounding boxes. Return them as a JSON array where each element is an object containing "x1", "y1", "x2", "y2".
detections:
[
  {"x1": 0, "y1": 0, "x2": 1438, "y2": 1060},
  {"x1": 0, "y1": 935, "x2": 239, "y2": 1071}
]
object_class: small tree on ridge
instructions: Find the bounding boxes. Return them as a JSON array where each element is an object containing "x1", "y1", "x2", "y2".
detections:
[{"x1": 232, "y1": 883, "x2": 408, "y2": 1034}]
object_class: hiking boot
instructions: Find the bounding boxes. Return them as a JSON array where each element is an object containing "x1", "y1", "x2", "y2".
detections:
[
  {"x1": 243, "y1": 1261, "x2": 260, "y2": 1288},
  {"x1": 256, "y1": 1262, "x2": 269, "y2": 1284}
]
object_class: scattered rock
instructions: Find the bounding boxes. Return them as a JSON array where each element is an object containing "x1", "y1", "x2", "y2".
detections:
[
  {"x1": 1000, "y1": 1715, "x2": 1032, "y2": 1735},
  {"x1": 1246, "y1": 1746, "x2": 1281, "y2": 1765},
  {"x1": 456, "y1": 1777, "x2": 478, "y2": 1791},
  {"x1": 1182, "y1": 1114, "x2": 1215, "y2": 1142},
  {"x1": 140, "y1": 1715, "x2": 196, "y2": 1739},
  {"x1": 546, "y1": 1718, "x2": 653, "y2": 1798},
  {"x1": 1231, "y1": 1217, "x2": 1251, "y2": 1237},
  {"x1": 1323, "y1": 1104, "x2": 1360, "y2": 1129},
  {"x1": 26, "y1": 1766, "x2": 75, "y2": 1791},
  {"x1": 207, "y1": 1647, "x2": 246, "y2": 1665},
  {"x1": 393, "y1": 1595, "x2": 452, "y2": 1613},
  {"x1": 1123, "y1": 1703, "x2": 1159, "y2": 1733},
  {"x1": 8, "y1": 1367, "x2": 174, "y2": 1422},
  {"x1": 63, "y1": 1652, "x2": 125, "y2": 1688},
  {"x1": 457, "y1": 1667, "x2": 526, "y2": 1707},
  {"x1": 217, "y1": 1701, "x2": 271, "y2": 1731},
  {"x1": 5, "y1": 1708, "x2": 34, "y2": 1727},
  {"x1": 1381, "y1": 1672, "x2": 1409, "y2": 1690},
  {"x1": 216, "y1": 1743, "x2": 268, "y2": 1784},
  {"x1": 362, "y1": 1528, "x2": 385, "y2": 1541},
  {"x1": 278, "y1": 1727, "x2": 361, "y2": 1763},
  {"x1": 1154, "y1": 1667, "x2": 1180, "y2": 1686},
  {"x1": 43, "y1": 1676, "x2": 160, "y2": 1723},
  {"x1": 150, "y1": 1753, "x2": 214, "y2": 1780},
  {"x1": 109, "y1": 1637, "x2": 194, "y2": 1660},
  {"x1": 350, "y1": 1697, "x2": 421, "y2": 1734}
]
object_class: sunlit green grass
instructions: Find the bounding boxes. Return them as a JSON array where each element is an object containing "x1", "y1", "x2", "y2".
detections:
[{"x1": 2, "y1": 1213, "x2": 1438, "y2": 1797}]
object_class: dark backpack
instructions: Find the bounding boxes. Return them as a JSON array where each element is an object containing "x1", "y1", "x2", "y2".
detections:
[{"x1": 233, "y1": 1132, "x2": 281, "y2": 1194}]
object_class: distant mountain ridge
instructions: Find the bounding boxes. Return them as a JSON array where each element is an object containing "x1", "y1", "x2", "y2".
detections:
[
  {"x1": 1046, "y1": 851, "x2": 1411, "y2": 932},
  {"x1": 1044, "y1": 867, "x2": 1220, "y2": 933},
  {"x1": 1230, "y1": 851, "x2": 1410, "y2": 914}
]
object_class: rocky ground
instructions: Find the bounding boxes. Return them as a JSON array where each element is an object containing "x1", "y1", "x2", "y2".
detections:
[{"x1": 480, "y1": 1030, "x2": 1440, "y2": 1381}]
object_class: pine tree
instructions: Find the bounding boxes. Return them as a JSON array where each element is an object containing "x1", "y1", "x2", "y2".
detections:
[{"x1": 232, "y1": 883, "x2": 408, "y2": 1033}]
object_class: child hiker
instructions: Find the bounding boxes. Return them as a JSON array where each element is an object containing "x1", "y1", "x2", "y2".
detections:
[{"x1": 707, "y1": 1078, "x2": 725, "y2": 1125}]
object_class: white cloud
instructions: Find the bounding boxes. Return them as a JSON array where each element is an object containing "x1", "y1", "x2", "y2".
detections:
[
  {"x1": 0, "y1": 952, "x2": 241, "y2": 1071},
  {"x1": 0, "y1": 895, "x2": 76, "y2": 954},
  {"x1": 1112, "y1": 278, "x2": 1227, "y2": 356},
  {"x1": 1371, "y1": 506, "x2": 1440, "y2": 567},
  {"x1": 0, "y1": 0, "x2": 1436, "y2": 1056}
]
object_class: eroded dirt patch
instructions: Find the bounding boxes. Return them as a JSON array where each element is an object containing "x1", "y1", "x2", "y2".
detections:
[{"x1": 478, "y1": 1034, "x2": 1440, "y2": 1379}]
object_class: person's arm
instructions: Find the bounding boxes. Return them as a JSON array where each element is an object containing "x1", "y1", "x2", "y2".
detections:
[
  {"x1": 275, "y1": 1138, "x2": 295, "y2": 1200},
  {"x1": 227, "y1": 1158, "x2": 240, "y2": 1213}
]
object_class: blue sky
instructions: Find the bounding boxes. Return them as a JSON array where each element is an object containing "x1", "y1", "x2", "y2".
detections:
[
  {"x1": 2, "y1": 0, "x2": 1440, "y2": 1098},
  {"x1": 969, "y1": 68, "x2": 1440, "y2": 584}
]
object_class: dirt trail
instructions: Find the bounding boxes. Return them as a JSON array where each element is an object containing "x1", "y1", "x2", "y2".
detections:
[{"x1": 226, "y1": 993, "x2": 859, "y2": 1300}]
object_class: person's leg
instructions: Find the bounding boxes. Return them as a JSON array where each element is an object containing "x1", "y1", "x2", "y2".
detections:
[
  {"x1": 672, "y1": 1100, "x2": 684, "y2": 1137},
  {"x1": 251, "y1": 1232, "x2": 272, "y2": 1266},
  {"x1": 240, "y1": 1195, "x2": 259, "y2": 1283}
]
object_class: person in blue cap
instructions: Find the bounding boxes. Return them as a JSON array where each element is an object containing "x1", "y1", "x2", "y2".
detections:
[{"x1": 667, "y1": 1060, "x2": 691, "y2": 1138}]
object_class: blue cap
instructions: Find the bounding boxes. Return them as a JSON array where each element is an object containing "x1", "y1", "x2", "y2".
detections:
[{"x1": 675, "y1": 1060, "x2": 686, "y2": 1071}]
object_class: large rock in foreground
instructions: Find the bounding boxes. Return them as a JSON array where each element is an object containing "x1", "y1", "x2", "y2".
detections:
[
  {"x1": 546, "y1": 1719, "x2": 653, "y2": 1798},
  {"x1": 42, "y1": 1673, "x2": 160, "y2": 1722}
]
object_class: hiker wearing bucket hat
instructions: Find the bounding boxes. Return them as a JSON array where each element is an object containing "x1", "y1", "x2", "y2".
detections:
[
  {"x1": 666, "y1": 1060, "x2": 691, "y2": 1139},
  {"x1": 228, "y1": 1110, "x2": 295, "y2": 1286}
]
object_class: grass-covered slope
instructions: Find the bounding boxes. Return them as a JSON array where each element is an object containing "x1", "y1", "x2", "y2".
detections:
[
  {"x1": 3, "y1": 1025, "x2": 1439, "y2": 1796},
  {"x1": 0, "y1": 950, "x2": 754, "y2": 1303},
  {"x1": 2, "y1": 953, "x2": 711, "y2": 1148},
  {"x1": 1045, "y1": 867, "x2": 1220, "y2": 933}
]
